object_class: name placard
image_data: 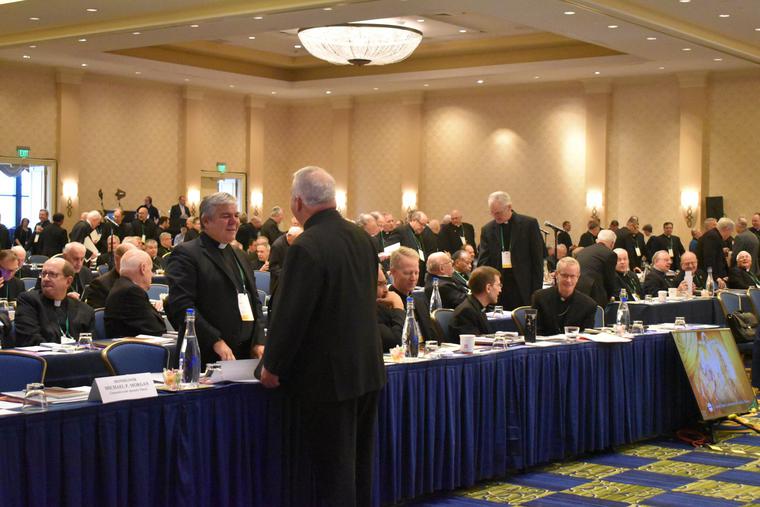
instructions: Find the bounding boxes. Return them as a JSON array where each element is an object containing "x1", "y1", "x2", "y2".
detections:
[{"x1": 88, "y1": 373, "x2": 158, "y2": 404}]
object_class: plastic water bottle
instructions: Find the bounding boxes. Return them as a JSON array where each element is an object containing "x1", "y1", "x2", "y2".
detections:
[
  {"x1": 402, "y1": 297, "x2": 423, "y2": 358},
  {"x1": 705, "y1": 267, "x2": 715, "y2": 296},
  {"x1": 179, "y1": 308, "x2": 201, "y2": 387},
  {"x1": 429, "y1": 278, "x2": 443, "y2": 314},
  {"x1": 616, "y1": 289, "x2": 630, "y2": 336}
]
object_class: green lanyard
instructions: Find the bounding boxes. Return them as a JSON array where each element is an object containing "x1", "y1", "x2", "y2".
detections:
[
  {"x1": 748, "y1": 271, "x2": 760, "y2": 287},
  {"x1": 414, "y1": 234, "x2": 424, "y2": 252},
  {"x1": 59, "y1": 316, "x2": 70, "y2": 339},
  {"x1": 499, "y1": 224, "x2": 511, "y2": 252},
  {"x1": 231, "y1": 253, "x2": 248, "y2": 294},
  {"x1": 454, "y1": 271, "x2": 468, "y2": 284}
]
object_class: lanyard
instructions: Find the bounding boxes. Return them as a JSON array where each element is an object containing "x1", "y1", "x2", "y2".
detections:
[
  {"x1": 59, "y1": 316, "x2": 70, "y2": 339},
  {"x1": 748, "y1": 271, "x2": 760, "y2": 286},
  {"x1": 414, "y1": 234, "x2": 424, "y2": 252},
  {"x1": 499, "y1": 223, "x2": 511, "y2": 252},
  {"x1": 230, "y1": 252, "x2": 249, "y2": 294},
  {"x1": 454, "y1": 271, "x2": 468, "y2": 284}
]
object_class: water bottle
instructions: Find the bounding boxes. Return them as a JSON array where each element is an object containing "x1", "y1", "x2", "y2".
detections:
[
  {"x1": 179, "y1": 308, "x2": 201, "y2": 387},
  {"x1": 429, "y1": 278, "x2": 443, "y2": 314},
  {"x1": 705, "y1": 267, "x2": 715, "y2": 297},
  {"x1": 402, "y1": 297, "x2": 423, "y2": 358},
  {"x1": 616, "y1": 289, "x2": 630, "y2": 336}
]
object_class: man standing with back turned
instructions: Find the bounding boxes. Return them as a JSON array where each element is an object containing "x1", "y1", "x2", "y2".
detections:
[{"x1": 261, "y1": 166, "x2": 386, "y2": 506}]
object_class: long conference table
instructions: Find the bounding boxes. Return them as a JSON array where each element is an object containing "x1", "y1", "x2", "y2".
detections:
[{"x1": 0, "y1": 331, "x2": 699, "y2": 507}]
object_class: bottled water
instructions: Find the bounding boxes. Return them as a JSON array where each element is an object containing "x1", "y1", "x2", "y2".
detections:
[
  {"x1": 402, "y1": 297, "x2": 423, "y2": 358},
  {"x1": 179, "y1": 308, "x2": 201, "y2": 387},
  {"x1": 705, "y1": 267, "x2": 715, "y2": 296},
  {"x1": 429, "y1": 278, "x2": 443, "y2": 314},
  {"x1": 616, "y1": 289, "x2": 630, "y2": 336}
]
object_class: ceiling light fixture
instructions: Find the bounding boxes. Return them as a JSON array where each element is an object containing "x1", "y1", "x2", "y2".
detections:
[
  {"x1": 718, "y1": 14, "x2": 730, "y2": 18},
  {"x1": 458, "y1": 29, "x2": 467, "y2": 33},
  {"x1": 298, "y1": 23, "x2": 423, "y2": 66},
  {"x1": 254, "y1": 16, "x2": 263, "y2": 20},
  {"x1": 22, "y1": 55, "x2": 31, "y2": 59},
  {"x1": 423, "y1": 83, "x2": 429, "y2": 87},
  {"x1": 713, "y1": 58, "x2": 723, "y2": 61},
  {"x1": 29, "y1": 17, "x2": 39, "y2": 21},
  {"x1": 325, "y1": 90, "x2": 332, "y2": 94},
  {"x1": 679, "y1": 0, "x2": 690, "y2": 3},
  {"x1": 323, "y1": 7, "x2": 332, "y2": 11},
  {"x1": 658, "y1": 66, "x2": 665, "y2": 70},
  {"x1": 294, "y1": 44, "x2": 302, "y2": 48},
  {"x1": 534, "y1": 75, "x2": 540, "y2": 79},
  {"x1": 229, "y1": 84, "x2": 235, "y2": 88},
  {"x1": 135, "y1": 71, "x2": 142, "y2": 75},
  {"x1": 86, "y1": 8, "x2": 98, "y2": 12},
  {"x1": 476, "y1": 79, "x2": 484, "y2": 84},
  {"x1": 564, "y1": 11, "x2": 576, "y2": 15},
  {"x1": 646, "y1": 36, "x2": 657, "y2": 40},
  {"x1": 594, "y1": 71, "x2": 601, "y2": 75},
  {"x1": 373, "y1": 87, "x2": 379, "y2": 90},
  {"x1": 132, "y1": 31, "x2": 141, "y2": 35},
  {"x1": 417, "y1": 19, "x2": 424, "y2": 23},
  {"x1": 271, "y1": 91, "x2": 277, "y2": 94},
  {"x1": 81, "y1": 63, "x2": 88, "y2": 67},
  {"x1": 682, "y1": 47, "x2": 692, "y2": 51},
  {"x1": 28, "y1": 45, "x2": 36, "y2": 48},
  {"x1": 190, "y1": 24, "x2": 200, "y2": 28},
  {"x1": 607, "y1": 25, "x2": 619, "y2": 29},
  {"x1": 78, "y1": 38, "x2": 87, "y2": 42},
  {"x1": 184, "y1": 78, "x2": 190, "y2": 82},
  {"x1": 248, "y1": 36, "x2": 256, "y2": 39}
]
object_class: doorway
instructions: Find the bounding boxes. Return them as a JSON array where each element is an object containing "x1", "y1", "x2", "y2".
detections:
[{"x1": 200, "y1": 171, "x2": 247, "y2": 212}]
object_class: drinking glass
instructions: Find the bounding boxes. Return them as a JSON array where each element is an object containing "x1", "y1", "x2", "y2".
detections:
[
  {"x1": 524, "y1": 309, "x2": 538, "y2": 343},
  {"x1": 492, "y1": 335, "x2": 507, "y2": 351},
  {"x1": 674, "y1": 316, "x2": 686, "y2": 329},
  {"x1": 424, "y1": 340, "x2": 439, "y2": 355},
  {"x1": 23, "y1": 383, "x2": 47, "y2": 412},
  {"x1": 77, "y1": 333, "x2": 93, "y2": 350},
  {"x1": 644, "y1": 294, "x2": 653, "y2": 303},
  {"x1": 631, "y1": 321, "x2": 645, "y2": 334},
  {"x1": 493, "y1": 306, "x2": 504, "y2": 317},
  {"x1": 7, "y1": 301, "x2": 15, "y2": 321},
  {"x1": 563, "y1": 326, "x2": 580, "y2": 339}
]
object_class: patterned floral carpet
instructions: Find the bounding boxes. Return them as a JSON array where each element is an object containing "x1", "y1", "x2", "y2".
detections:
[{"x1": 405, "y1": 403, "x2": 760, "y2": 506}]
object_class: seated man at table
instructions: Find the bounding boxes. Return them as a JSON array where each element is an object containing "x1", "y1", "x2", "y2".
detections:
[
  {"x1": 452, "y1": 249, "x2": 472, "y2": 285},
  {"x1": 728, "y1": 250, "x2": 760, "y2": 289},
  {"x1": 673, "y1": 251, "x2": 726, "y2": 294},
  {"x1": 424, "y1": 251, "x2": 468, "y2": 309},
  {"x1": 450, "y1": 266, "x2": 502, "y2": 340},
  {"x1": 15, "y1": 257, "x2": 95, "y2": 346},
  {"x1": 532, "y1": 257, "x2": 596, "y2": 336},
  {"x1": 642, "y1": 250, "x2": 674, "y2": 296},
  {"x1": 85, "y1": 243, "x2": 137, "y2": 309},
  {"x1": 144, "y1": 239, "x2": 164, "y2": 272},
  {"x1": 388, "y1": 247, "x2": 441, "y2": 343},
  {"x1": 0, "y1": 249, "x2": 27, "y2": 301},
  {"x1": 105, "y1": 249, "x2": 166, "y2": 338},
  {"x1": 377, "y1": 265, "x2": 405, "y2": 351},
  {"x1": 613, "y1": 248, "x2": 643, "y2": 300},
  {"x1": 11, "y1": 245, "x2": 34, "y2": 279}
]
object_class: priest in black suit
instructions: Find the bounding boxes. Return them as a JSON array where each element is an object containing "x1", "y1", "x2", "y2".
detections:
[
  {"x1": 450, "y1": 266, "x2": 501, "y2": 341},
  {"x1": 165, "y1": 192, "x2": 265, "y2": 366},
  {"x1": 728, "y1": 251, "x2": 760, "y2": 289},
  {"x1": 395, "y1": 210, "x2": 437, "y2": 281},
  {"x1": 129, "y1": 206, "x2": 159, "y2": 242},
  {"x1": 575, "y1": 230, "x2": 618, "y2": 306},
  {"x1": 235, "y1": 213, "x2": 258, "y2": 251},
  {"x1": 105, "y1": 249, "x2": 166, "y2": 338},
  {"x1": 259, "y1": 206, "x2": 285, "y2": 245},
  {"x1": 85, "y1": 243, "x2": 136, "y2": 309},
  {"x1": 0, "y1": 249, "x2": 27, "y2": 301},
  {"x1": 696, "y1": 217, "x2": 735, "y2": 281},
  {"x1": 387, "y1": 247, "x2": 441, "y2": 343},
  {"x1": 557, "y1": 221, "x2": 574, "y2": 251},
  {"x1": 613, "y1": 248, "x2": 643, "y2": 300},
  {"x1": 139, "y1": 196, "x2": 160, "y2": 224},
  {"x1": 614, "y1": 216, "x2": 648, "y2": 269},
  {"x1": 439, "y1": 209, "x2": 477, "y2": 255},
  {"x1": 673, "y1": 252, "x2": 725, "y2": 295},
  {"x1": 376, "y1": 266, "x2": 405, "y2": 352},
  {"x1": 260, "y1": 167, "x2": 386, "y2": 506},
  {"x1": 424, "y1": 252, "x2": 468, "y2": 310},
  {"x1": 70, "y1": 210, "x2": 102, "y2": 246},
  {"x1": 642, "y1": 250, "x2": 674, "y2": 296},
  {"x1": 39, "y1": 213, "x2": 69, "y2": 258},
  {"x1": 531, "y1": 257, "x2": 596, "y2": 336},
  {"x1": 477, "y1": 191, "x2": 544, "y2": 310},
  {"x1": 268, "y1": 226, "x2": 302, "y2": 301},
  {"x1": 578, "y1": 220, "x2": 601, "y2": 248},
  {"x1": 169, "y1": 195, "x2": 191, "y2": 235},
  {"x1": 650, "y1": 222, "x2": 686, "y2": 270},
  {"x1": 29, "y1": 209, "x2": 51, "y2": 255},
  {"x1": 15, "y1": 257, "x2": 95, "y2": 347},
  {"x1": 379, "y1": 213, "x2": 401, "y2": 249}
]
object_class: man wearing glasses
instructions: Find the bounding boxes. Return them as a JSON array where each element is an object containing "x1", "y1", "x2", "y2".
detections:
[{"x1": 531, "y1": 257, "x2": 596, "y2": 336}]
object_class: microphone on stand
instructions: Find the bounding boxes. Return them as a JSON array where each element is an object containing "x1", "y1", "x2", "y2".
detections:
[
  {"x1": 543, "y1": 221, "x2": 564, "y2": 233},
  {"x1": 104, "y1": 215, "x2": 119, "y2": 227},
  {"x1": 539, "y1": 228, "x2": 550, "y2": 236}
]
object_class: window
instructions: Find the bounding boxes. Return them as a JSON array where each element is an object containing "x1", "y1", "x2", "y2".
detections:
[{"x1": 0, "y1": 165, "x2": 48, "y2": 227}]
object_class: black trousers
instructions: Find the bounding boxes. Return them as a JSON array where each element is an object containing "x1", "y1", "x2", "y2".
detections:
[
  {"x1": 299, "y1": 390, "x2": 380, "y2": 507},
  {"x1": 499, "y1": 269, "x2": 525, "y2": 310}
]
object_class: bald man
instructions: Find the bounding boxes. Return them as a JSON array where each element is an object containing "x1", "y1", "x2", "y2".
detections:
[
  {"x1": 85, "y1": 243, "x2": 137, "y2": 309},
  {"x1": 424, "y1": 251, "x2": 468, "y2": 309},
  {"x1": 105, "y1": 249, "x2": 166, "y2": 338},
  {"x1": 439, "y1": 208, "x2": 477, "y2": 255}
]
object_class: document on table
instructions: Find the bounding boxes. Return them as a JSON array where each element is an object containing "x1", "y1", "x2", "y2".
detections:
[
  {"x1": 1, "y1": 386, "x2": 91, "y2": 404},
  {"x1": 579, "y1": 332, "x2": 631, "y2": 343}
]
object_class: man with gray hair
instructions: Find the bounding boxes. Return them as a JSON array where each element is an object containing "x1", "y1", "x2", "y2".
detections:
[
  {"x1": 575, "y1": 229, "x2": 618, "y2": 306},
  {"x1": 532, "y1": 257, "x2": 597, "y2": 335},
  {"x1": 424, "y1": 251, "x2": 468, "y2": 309},
  {"x1": 166, "y1": 192, "x2": 265, "y2": 366},
  {"x1": 261, "y1": 166, "x2": 386, "y2": 506},
  {"x1": 61, "y1": 241, "x2": 93, "y2": 298},
  {"x1": 105, "y1": 249, "x2": 166, "y2": 338},
  {"x1": 395, "y1": 209, "x2": 436, "y2": 280},
  {"x1": 85, "y1": 242, "x2": 137, "y2": 309},
  {"x1": 696, "y1": 216, "x2": 734, "y2": 281},
  {"x1": 642, "y1": 250, "x2": 675, "y2": 296},
  {"x1": 260, "y1": 205, "x2": 285, "y2": 244},
  {"x1": 731, "y1": 216, "x2": 759, "y2": 274},
  {"x1": 11, "y1": 245, "x2": 34, "y2": 278},
  {"x1": 477, "y1": 191, "x2": 544, "y2": 309}
]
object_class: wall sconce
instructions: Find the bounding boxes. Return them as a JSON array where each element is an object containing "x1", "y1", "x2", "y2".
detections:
[
  {"x1": 62, "y1": 180, "x2": 78, "y2": 217},
  {"x1": 335, "y1": 189, "x2": 347, "y2": 214},
  {"x1": 680, "y1": 190, "x2": 699, "y2": 228},
  {"x1": 251, "y1": 189, "x2": 263, "y2": 216},
  {"x1": 187, "y1": 187, "x2": 201, "y2": 216},
  {"x1": 402, "y1": 190, "x2": 417, "y2": 216},
  {"x1": 585, "y1": 190, "x2": 603, "y2": 221}
]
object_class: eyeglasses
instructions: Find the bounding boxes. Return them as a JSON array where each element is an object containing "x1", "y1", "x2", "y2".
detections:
[{"x1": 40, "y1": 271, "x2": 62, "y2": 279}]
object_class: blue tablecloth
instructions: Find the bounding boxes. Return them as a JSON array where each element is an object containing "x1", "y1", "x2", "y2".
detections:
[
  {"x1": 0, "y1": 333, "x2": 697, "y2": 507},
  {"x1": 487, "y1": 315, "x2": 516, "y2": 333},
  {"x1": 604, "y1": 298, "x2": 727, "y2": 327}
]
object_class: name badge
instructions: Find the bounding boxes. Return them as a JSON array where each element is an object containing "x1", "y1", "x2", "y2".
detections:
[
  {"x1": 634, "y1": 247, "x2": 641, "y2": 257},
  {"x1": 418, "y1": 249, "x2": 425, "y2": 261},
  {"x1": 501, "y1": 251, "x2": 512, "y2": 269},
  {"x1": 141, "y1": 234, "x2": 146, "y2": 242},
  {"x1": 460, "y1": 236, "x2": 466, "y2": 245},
  {"x1": 668, "y1": 248, "x2": 674, "y2": 257},
  {"x1": 34, "y1": 235, "x2": 39, "y2": 243},
  {"x1": 238, "y1": 293, "x2": 254, "y2": 321}
]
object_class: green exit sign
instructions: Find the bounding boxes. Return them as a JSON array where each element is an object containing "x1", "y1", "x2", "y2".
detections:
[
  {"x1": 16, "y1": 146, "x2": 30, "y2": 158},
  {"x1": 216, "y1": 162, "x2": 227, "y2": 173}
]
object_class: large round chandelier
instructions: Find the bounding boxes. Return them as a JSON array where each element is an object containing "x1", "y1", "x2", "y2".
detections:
[{"x1": 297, "y1": 23, "x2": 423, "y2": 66}]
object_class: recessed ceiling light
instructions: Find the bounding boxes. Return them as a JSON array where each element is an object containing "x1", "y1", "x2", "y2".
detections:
[
  {"x1": 476, "y1": 79, "x2": 484, "y2": 84},
  {"x1": 713, "y1": 58, "x2": 723, "y2": 61},
  {"x1": 135, "y1": 71, "x2": 142, "y2": 75},
  {"x1": 271, "y1": 91, "x2": 277, "y2": 94},
  {"x1": 373, "y1": 87, "x2": 379, "y2": 90},
  {"x1": 28, "y1": 45, "x2": 37, "y2": 48},
  {"x1": 325, "y1": 90, "x2": 332, "y2": 94},
  {"x1": 682, "y1": 47, "x2": 692, "y2": 51},
  {"x1": 458, "y1": 29, "x2": 467, "y2": 33},
  {"x1": 81, "y1": 63, "x2": 88, "y2": 67},
  {"x1": 229, "y1": 84, "x2": 235, "y2": 88},
  {"x1": 29, "y1": 17, "x2": 40, "y2": 21},
  {"x1": 322, "y1": 7, "x2": 332, "y2": 11},
  {"x1": 190, "y1": 24, "x2": 199, "y2": 28},
  {"x1": 533, "y1": 75, "x2": 540, "y2": 79},
  {"x1": 646, "y1": 36, "x2": 657, "y2": 40},
  {"x1": 423, "y1": 83, "x2": 429, "y2": 87},
  {"x1": 248, "y1": 36, "x2": 256, "y2": 39},
  {"x1": 253, "y1": 16, "x2": 263, "y2": 20},
  {"x1": 658, "y1": 66, "x2": 665, "y2": 70},
  {"x1": 594, "y1": 71, "x2": 601, "y2": 75},
  {"x1": 417, "y1": 19, "x2": 425, "y2": 23},
  {"x1": 86, "y1": 8, "x2": 98, "y2": 12},
  {"x1": 294, "y1": 44, "x2": 302, "y2": 49},
  {"x1": 607, "y1": 25, "x2": 619, "y2": 29},
  {"x1": 755, "y1": 27, "x2": 760, "y2": 31},
  {"x1": 718, "y1": 14, "x2": 730, "y2": 18},
  {"x1": 78, "y1": 38, "x2": 87, "y2": 42},
  {"x1": 564, "y1": 11, "x2": 576, "y2": 15},
  {"x1": 22, "y1": 55, "x2": 31, "y2": 59},
  {"x1": 132, "y1": 31, "x2": 141, "y2": 35}
]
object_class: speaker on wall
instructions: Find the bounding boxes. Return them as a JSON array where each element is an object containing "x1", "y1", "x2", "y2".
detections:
[{"x1": 705, "y1": 196, "x2": 724, "y2": 219}]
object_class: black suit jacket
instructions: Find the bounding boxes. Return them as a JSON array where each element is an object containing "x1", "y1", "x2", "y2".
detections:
[
  {"x1": 29, "y1": 219, "x2": 51, "y2": 254},
  {"x1": 169, "y1": 203, "x2": 191, "y2": 233},
  {"x1": 268, "y1": 234, "x2": 289, "y2": 298},
  {"x1": 531, "y1": 286, "x2": 597, "y2": 336},
  {"x1": 263, "y1": 209, "x2": 386, "y2": 402},
  {"x1": 260, "y1": 218, "x2": 283, "y2": 245},
  {"x1": 557, "y1": 230, "x2": 573, "y2": 250},
  {"x1": 129, "y1": 219, "x2": 158, "y2": 241},
  {"x1": 39, "y1": 223, "x2": 68, "y2": 258},
  {"x1": 15, "y1": 290, "x2": 95, "y2": 346},
  {"x1": 614, "y1": 271, "x2": 643, "y2": 300},
  {"x1": 389, "y1": 286, "x2": 442, "y2": 343},
  {"x1": 650, "y1": 234, "x2": 686, "y2": 268},
  {"x1": 439, "y1": 223, "x2": 477, "y2": 255},
  {"x1": 0, "y1": 224, "x2": 9, "y2": 250},
  {"x1": 575, "y1": 243, "x2": 618, "y2": 306},
  {"x1": 578, "y1": 231, "x2": 597, "y2": 248},
  {"x1": 236, "y1": 223, "x2": 258, "y2": 251},
  {"x1": 728, "y1": 267, "x2": 760, "y2": 290},
  {"x1": 614, "y1": 229, "x2": 648, "y2": 268},
  {"x1": 166, "y1": 233, "x2": 265, "y2": 366},
  {"x1": 0, "y1": 277, "x2": 26, "y2": 302},
  {"x1": 696, "y1": 228, "x2": 729, "y2": 279},
  {"x1": 69, "y1": 220, "x2": 92, "y2": 245},
  {"x1": 424, "y1": 274, "x2": 468, "y2": 310},
  {"x1": 450, "y1": 295, "x2": 490, "y2": 342},
  {"x1": 377, "y1": 304, "x2": 404, "y2": 352},
  {"x1": 105, "y1": 277, "x2": 166, "y2": 338},
  {"x1": 642, "y1": 269, "x2": 673, "y2": 296},
  {"x1": 477, "y1": 212, "x2": 544, "y2": 307},
  {"x1": 85, "y1": 269, "x2": 119, "y2": 309},
  {"x1": 673, "y1": 269, "x2": 707, "y2": 292}
]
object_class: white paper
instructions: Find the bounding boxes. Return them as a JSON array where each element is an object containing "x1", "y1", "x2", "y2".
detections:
[
  {"x1": 382, "y1": 242, "x2": 401, "y2": 254},
  {"x1": 16, "y1": 346, "x2": 50, "y2": 352},
  {"x1": 486, "y1": 311, "x2": 513, "y2": 319},
  {"x1": 579, "y1": 332, "x2": 631, "y2": 343},
  {"x1": 0, "y1": 401, "x2": 22, "y2": 409},
  {"x1": 89, "y1": 373, "x2": 157, "y2": 404},
  {"x1": 0, "y1": 409, "x2": 21, "y2": 416},
  {"x1": 218, "y1": 358, "x2": 260, "y2": 382}
]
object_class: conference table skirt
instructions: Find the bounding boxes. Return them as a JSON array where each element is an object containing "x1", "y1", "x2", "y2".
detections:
[{"x1": 0, "y1": 333, "x2": 697, "y2": 507}]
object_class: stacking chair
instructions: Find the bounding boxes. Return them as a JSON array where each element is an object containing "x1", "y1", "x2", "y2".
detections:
[
  {"x1": 97, "y1": 264, "x2": 110, "y2": 275},
  {"x1": 594, "y1": 306, "x2": 605, "y2": 328},
  {"x1": 748, "y1": 287, "x2": 760, "y2": 320},
  {"x1": 254, "y1": 271, "x2": 270, "y2": 294},
  {"x1": 147, "y1": 283, "x2": 169, "y2": 300},
  {"x1": 432, "y1": 308, "x2": 455, "y2": 343},
  {"x1": 21, "y1": 277, "x2": 37, "y2": 291},
  {"x1": 28, "y1": 255, "x2": 48, "y2": 264},
  {"x1": 101, "y1": 340, "x2": 169, "y2": 375},
  {"x1": 0, "y1": 351, "x2": 47, "y2": 391},
  {"x1": 93, "y1": 308, "x2": 107, "y2": 341},
  {"x1": 511, "y1": 306, "x2": 531, "y2": 335},
  {"x1": 717, "y1": 291, "x2": 753, "y2": 356},
  {"x1": 257, "y1": 289, "x2": 267, "y2": 306}
]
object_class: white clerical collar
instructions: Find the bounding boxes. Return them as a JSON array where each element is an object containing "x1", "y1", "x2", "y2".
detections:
[
  {"x1": 218, "y1": 243, "x2": 228, "y2": 249},
  {"x1": 54, "y1": 299, "x2": 62, "y2": 307}
]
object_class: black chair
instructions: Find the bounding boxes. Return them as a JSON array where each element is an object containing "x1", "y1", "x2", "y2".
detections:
[
  {"x1": 432, "y1": 308, "x2": 454, "y2": 343},
  {"x1": 512, "y1": 306, "x2": 531, "y2": 335}
]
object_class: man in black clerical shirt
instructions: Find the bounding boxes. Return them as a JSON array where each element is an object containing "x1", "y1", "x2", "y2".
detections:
[
  {"x1": 673, "y1": 251, "x2": 725, "y2": 295},
  {"x1": 39, "y1": 212, "x2": 68, "y2": 258},
  {"x1": 696, "y1": 217, "x2": 734, "y2": 281},
  {"x1": 260, "y1": 206, "x2": 285, "y2": 245},
  {"x1": 70, "y1": 210, "x2": 102, "y2": 249},
  {"x1": 614, "y1": 216, "x2": 648, "y2": 269},
  {"x1": 477, "y1": 191, "x2": 543, "y2": 310},
  {"x1": 452, "y1": 249, "x2": 473, "y2": 285},
  {"x1": 728, "y1": 251, "x2": 760, "y2": 289},
  {"x1": 424, "y1": 252, "x2": 468, "y2": 309},
  {"x1": 642, "y1": 250, "x2": 674, "y2": 296},
  {"x1": 613, "y1": 248, "x2": 643, "y2": 300},
  {"x1": 33, "y1": 242, "x2": 94, "y2": 299},
  {"x1": 439, "y1": 209, "x2": 477, "y2": 255},
  {"x1": 395, "y1": 210, "x2": 436, "y2": 281},
  {"x1": 0, "y1": 249, "x2": 26, "y2": 301},
  {"x1": 575, "y1": 229, "x2": 618, "y2": 306},
  {"x1": 557, "y1": 221, "x2": 574, "y2": 251},
  {"x1": 578, "y1": 219, "x2": 600, "y2": 248},
  {"x1": 268, "y1": 226, "x2": 302, "y2": 301},
  {"x1": 85, "y1": 243, "x2": 137, "y2": 309},
  {"x1": 532, "y1": 257, "x2": 596, "y2": 336},
  {"x1": 650, "y1": 221, "x2": 686, "y2": 270},
  {"x1": 169, "y1": 195, "x2": 191, "y2": 236},
  {"x1": 450, "y1": 266, "x2": 501, "y2": 341},
  {"x1": 29, "y1": 209, "x2": 51, "y2": 255},
  {"x1": 129, "y1": 206, "x2": 158, "y2": 242},
  {"x1": 388, "y1": 246, "x2": 441, "y2": 343},
  {"x1": 376, "y1": 266, "x2": 405, "y2": 351}
]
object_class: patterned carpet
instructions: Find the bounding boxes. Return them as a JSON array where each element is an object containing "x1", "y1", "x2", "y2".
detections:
[{"x1": 405, "y1": 405, "x2": 760, "y2": 506}]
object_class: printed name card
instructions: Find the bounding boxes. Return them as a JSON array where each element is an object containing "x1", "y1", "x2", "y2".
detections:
[{"x1": 88, "y1": 373, "x2": 158, "y2": 404}]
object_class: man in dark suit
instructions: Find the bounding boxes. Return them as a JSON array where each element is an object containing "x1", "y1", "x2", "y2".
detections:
[
  {"x1": 169, "y1": 195, "x2": 191, "y2": 236},
  {"x1": 424, "y1": 252, "x2": 468, "y2": 309},
  {"x1": 557, "y1": 221, "x2": 574, "y2": 251},
  {"x1": 235, "y1": 213, "x2": 258, "y2": 251},
  {"x1": 184, "y1": 217, "x2": 200, "y2": 242},
  {"x1": 129, "y1": 206, "x2": 158, "y2": 242},
  {"x1": 260, "y1": 167, "x2": 386, "y2": 506},
  {"x1": 750, "y1": 213, "x2": 760, "y2": 242},
  {"x1": 70, "y1": 210, "x2": 101, "y2": 245},
  {"x1": 0, "y1": 249, "x2": 27, "y2": 301},
  {"x1": 450, "y1": 266, "x2": 501, "y2": 341},
  {"x1": 395, "y1": 210, "x2": 437, "y2": 281},
  {"x1": 15, "y1": 257, "x2": 95, "y2": 346},
  {"x1": 259, "y1": 206, "x2": 285, "y2": 244},
  {"x1": 29, "y1": 209, "x2": 51, "y2": 255},
  {"x1": 731, "y1": 217, "x2": 759, "y2": 274},
  {"x1": 268, "y1": 226, "x2": 302, "y2": 300},
  {"x1": 0, "y1": 216, "x2": 9, "y2": 250},
  {"x1": 649, "y1": 221, "x2": 686, "y2": 271},
  {"x1": 140, "y1": 196, "x2": 160, "y2": 224},
  {"x1": 575, "y1": 229, "x2": 618, "y2": 306},
  {"x1": 85, "y1": 243, "x2": 136, "y2": 309},
  {"x1": 165, "y1": 192, "x2": 265, "y2": 366},
  {"x1": 696, "y1": 217, "x2": 734, "y2": 281},
  {"x1": 63, "y1": 242, "x2": 93, "y2": 298},
  {"x1": 39, "y1": 212, "x2": 69, "y2": 258},
  {"x1": 439, "y1": 209, "x2": 477, "y2": 255},
  {"x1": 106, "y1": 208, "x2": 130, "y2": 241},
  {"x1": 613, "y1": 248, "x2": 643, "y2": 300},
  {"x1": 614, "y1": 216, "x2": 647, "y2": 269},
  {"x1": 578, "y1": 219, "x2": 600, "y2": 248},
  {"x1": 532, "y1": 257, "x2": 597, "y2": 336},
  {"x1": 452, "y1": 249, "x2": 473, "y2": 285},
  {"x1": 105, "y1": 249, "x2": 166, "y2": 338},
  {"x1": 376, "y1": 265, "x2": 405, "y2": 352},
  {"x1": 387, "y1": 247, "x2": 441, "y2": 343},
  {"x1": 477, "y1": 191, "x2": 544, "y2": 310},
  {"x1": 728, "y1": 250, "x2": 760, "y2": 289},
  {"x1": 380, "y1": 212, "x2": 401, "y2": 248},
  {"x1": 642, "y1": 250, "x2": 674, "y2": 296},
  {"x1": 673, "y1": 251, "x2": 725, "y2": 295}
]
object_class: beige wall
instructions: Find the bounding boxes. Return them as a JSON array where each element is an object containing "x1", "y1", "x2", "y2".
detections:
[{"x1": 1, "y1": 62, "x2": 760, "y2": 243}]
